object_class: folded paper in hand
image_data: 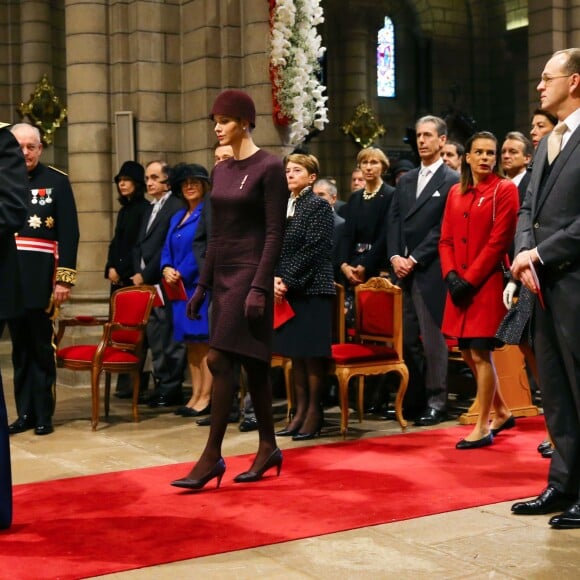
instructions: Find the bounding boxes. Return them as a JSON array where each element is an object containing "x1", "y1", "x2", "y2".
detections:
[
  {"x1": 161, "y1": 278, "x2": 187, "y2": 302},
  {"x1": 153, "y1": 284, "x2": 164, "y2": 307},
  {"x1": 274, "y1": 298, "x2": 295, "y2": 329}
]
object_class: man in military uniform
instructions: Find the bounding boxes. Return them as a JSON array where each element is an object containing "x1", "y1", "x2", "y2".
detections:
[
  {"x1": 0, "y1": 122, "x2": 28, "y2": 529},
  {"x1": 7, "y1": 123, "x2": 79, "y2": 436}
]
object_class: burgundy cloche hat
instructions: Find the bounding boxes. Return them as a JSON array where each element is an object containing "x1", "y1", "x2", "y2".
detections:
[{"x1": 210, "y1": 89, "x2": 256, "y2": 128}]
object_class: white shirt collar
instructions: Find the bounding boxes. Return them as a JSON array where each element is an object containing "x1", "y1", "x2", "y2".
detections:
[
  {"x1": 420, "y1": 158, "x2": 444, "y2": 175},
  {"x1": 152, "y1": 190, "x2": 172, "y2": 206},
  {"x1": 560, "y1": 108, "x2": 580, "y2": 148},
  {"x1": 511, "y1": 169, "x2": 527, "y2": 187}
]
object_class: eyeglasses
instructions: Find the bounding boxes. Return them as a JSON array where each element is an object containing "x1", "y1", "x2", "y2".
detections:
[{"x1": 540, "y1": 73, "x2": 573, "y2": 84}]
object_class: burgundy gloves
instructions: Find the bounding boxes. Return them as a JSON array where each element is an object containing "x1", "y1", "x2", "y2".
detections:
[
  {"x1": 186, "y1": 285, "x2": 207, "y2": 320},
  {"x1": 244, "y1": 287, "x2": 266, "y2": 322}
]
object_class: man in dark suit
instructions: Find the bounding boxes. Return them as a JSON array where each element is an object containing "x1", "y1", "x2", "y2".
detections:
[
  {"x1": 387, "y1": 115, "x2": 459, "y2": 424},
  {"x1": 510, "y1": 48, "x2": 580, "y2": 529},
  {"x1": 313, "y1": 178, "x2": 345, "y2": 276},
  {"x1": 0, "y1": 123, "x2": 29, "y2": 529},
  {"x1": 131, "y1": 160, "x2": 186, "y2": 407},
  {"x1": 501, "y1": 131, "x2": 533, "y2": 204}
]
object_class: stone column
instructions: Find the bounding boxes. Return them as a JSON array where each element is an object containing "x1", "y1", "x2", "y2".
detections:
[
  {"x1": 527, "y1": 0, "x2": 570, "y2": 110},
  {"x1": 65, "y1": 0, "x2": 111, "y2": 304},
  {"x1": 19, "y1": 0, "x2": 55, "y2": 164},
  {"x1": 242, "y1": 0, "x2": 290, "y2": 156}
]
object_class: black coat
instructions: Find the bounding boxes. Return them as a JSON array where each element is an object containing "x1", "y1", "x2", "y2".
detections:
[
  {"x1": 0, "y1": 127, "x2": 28, "y2": 319},
  {"x1": 337, "y1": 182, "x2": 394, "y2": 276},
  {"x1": 105, "y1": 196, "x2": 150, "y2": 285}
]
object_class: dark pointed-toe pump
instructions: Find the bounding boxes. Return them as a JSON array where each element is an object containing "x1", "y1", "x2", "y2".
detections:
[
  {"x1": 171, "y1": 457, "x2": 226, "y2": 491},
  {"x1": 292, "y1": 415, "x2": 323, "y2": 441},
  {"x1": 233, "y1": 448, "x2": 283, "y2": 483},
  {"x1": 276, "y1": 425, "x2": 300, "y2": 437}
]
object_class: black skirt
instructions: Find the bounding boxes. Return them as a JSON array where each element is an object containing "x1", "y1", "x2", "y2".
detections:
[
  {"x1": 457, "y1": 337, "x2": 502, "y2": 351},
  {"x1": 273, "y1": 294, "x2": 333, "y2": 358}
]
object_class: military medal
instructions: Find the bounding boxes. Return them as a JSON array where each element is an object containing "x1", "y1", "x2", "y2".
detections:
[
  {"x1": 28, "y1": 215, "x2": 42, "y2": 229},
  {"x1": 37, "y1": 188, "x2": 52, "y2": 205}
]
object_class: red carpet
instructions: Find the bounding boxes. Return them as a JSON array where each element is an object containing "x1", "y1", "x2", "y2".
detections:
[{"x1": 2, "y1": 417, "x2": 547, "y2": 579}]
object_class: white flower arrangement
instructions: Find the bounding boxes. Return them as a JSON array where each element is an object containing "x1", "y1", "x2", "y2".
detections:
[{"x1": 270, "y1": 0, "x2": 329, "y2": 145}]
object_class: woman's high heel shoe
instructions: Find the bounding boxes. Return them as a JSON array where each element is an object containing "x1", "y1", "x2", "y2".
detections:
[
  {"x1": 292, "y1": 415, "x2": 323, "y2": 441},
  {"x1": 276, "y1": 425, "x2": 300, "y2": 437},
  {"x1": 171, "y1": 457, "x2": 226, "y2": 491},
  {"x1": 233, "y1": 448, "x2": 283, "y2": 483},
  {"x1": 292, "y1": 429, "x2": 321, "y2": 441}
]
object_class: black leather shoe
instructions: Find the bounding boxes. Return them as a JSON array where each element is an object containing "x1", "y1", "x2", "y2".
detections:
[
  {"x1": 511, "y1": 486, "x2": 574, "y2": 515},
  {"x1": 490, "y1": 415, "x2": 516, "y2": 436},
  {"x1": 456, "y1": 433, "x2": 493, "y2": 449},
  {"x1": 176, "y1": 405, "x2": 211, "y2": 417},
  {"x1": 379, "y1": 408, "x2": 397, "y2": 421},
  {"x1": 537, "y1": 439, "x2": 551, "y2": 453},
  {"x1": 549, "y1": 503, "x2": 580, "y2": 529},
  {"x1": 233, "y1": 448, "x2": 283, "y2": 483},
  {"x1": 8, "y1": 416, "x2": 34, "y2": 435},
  {"x1": 542, "y1": 447, "x2": 554, "y2": 459},
  {"x1": 196, "y1": 410, "x2": 239, "y2": 426},
  {"x1": 171, "y1": 458, "x2": 226, "y2": 491},
  {"x1": 34, "y1": 424, "x2": 54, "y2": 436},
  {"x1": 148, "y1": 392, "x2": 183, "y2": 408},
  {"x1": 276, "y1": 426, "x2": 300, "y2": 437},
  {"x1": 414, "y1": 407, "x2": 448, "y2": 426},
  {"x1": 239, "y1": 417, "x2": 258, "y2": 432}
]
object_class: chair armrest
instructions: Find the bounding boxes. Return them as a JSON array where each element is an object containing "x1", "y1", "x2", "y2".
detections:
[{"x1": 56, "y1": 316, "x2": 108, "y2": 346}]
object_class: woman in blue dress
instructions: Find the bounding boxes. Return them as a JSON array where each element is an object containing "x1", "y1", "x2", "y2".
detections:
[{"x1": 161, "y1": 163, "x2": 212, "y2": 417}]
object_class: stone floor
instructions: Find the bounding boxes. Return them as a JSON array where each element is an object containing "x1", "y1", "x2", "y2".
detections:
[{"x1": 4, "y1": 367, "x2": 580, "y2": 579}]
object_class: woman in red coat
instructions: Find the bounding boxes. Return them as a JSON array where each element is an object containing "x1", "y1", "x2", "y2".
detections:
[{"x1": 439, "y1": 131, "x2": 519, "y2": 449}]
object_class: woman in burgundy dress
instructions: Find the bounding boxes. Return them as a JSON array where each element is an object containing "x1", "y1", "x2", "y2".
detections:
[{"x1": 171, "y1": 90, "x2": 288, "y2": 491}]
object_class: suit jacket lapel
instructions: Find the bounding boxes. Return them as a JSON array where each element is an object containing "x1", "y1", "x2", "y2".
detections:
[
  {"x1": 400, "y1": 169, "x2": 419, "y2": 215},
  {"x1": 407, "y1": 165, "x2": 445, "y2": 218}
]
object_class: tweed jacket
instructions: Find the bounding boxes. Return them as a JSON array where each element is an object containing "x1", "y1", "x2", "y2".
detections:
[{"x1": 275, "y1": 188, "x2": 335, "y2": 296}]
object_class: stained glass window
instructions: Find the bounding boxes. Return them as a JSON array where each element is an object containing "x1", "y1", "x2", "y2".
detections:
[{"x1": 377, "y1": 16, "x2": 395, "y2": 98}]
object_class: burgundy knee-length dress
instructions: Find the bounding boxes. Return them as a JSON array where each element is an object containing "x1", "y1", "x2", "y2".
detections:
[{"x1": 199, "y1": 149, "x2": 288, "y2": 363}]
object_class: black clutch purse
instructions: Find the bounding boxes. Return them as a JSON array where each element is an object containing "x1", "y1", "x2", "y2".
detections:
[{"x1": 495, "y1": 287, "x2": 534, "y2": 346}]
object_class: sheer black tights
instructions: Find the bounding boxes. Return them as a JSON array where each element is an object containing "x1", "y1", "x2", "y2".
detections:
[
  {"x1": 285, "y1": 357, "x2": 326, "y2": 434},
  {"x1": 185, "y1": 348, "x2": 277, "y2": 478}
]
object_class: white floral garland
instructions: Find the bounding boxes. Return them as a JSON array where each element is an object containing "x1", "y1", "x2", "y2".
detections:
[{"x1": 270, "y1": 0, "x2": 329, "y2": 146}]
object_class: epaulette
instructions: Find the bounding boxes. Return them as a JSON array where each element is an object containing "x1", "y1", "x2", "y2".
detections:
[
  {"x1": 48, "y1": 165, "x2": 68, "y2": 176},
  {"x1": 0, "y1": 122, "x2": 10, "y2": 129}
]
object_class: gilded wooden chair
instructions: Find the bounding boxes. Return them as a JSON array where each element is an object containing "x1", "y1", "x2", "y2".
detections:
[
  {"x1": 329, "y1": 277, "x2": 409, "y2": 435},
  {"x1": 56, "y1": 285, "x2": 157, "y2": 430}
]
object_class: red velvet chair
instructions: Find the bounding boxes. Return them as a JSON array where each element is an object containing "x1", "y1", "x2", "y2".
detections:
[
  {"x1": 56, "y1": 285, "x2": 157, "y2": 430},
  {"x1": 329, "y1": 277, "x2": 409, "y2": 435}
]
